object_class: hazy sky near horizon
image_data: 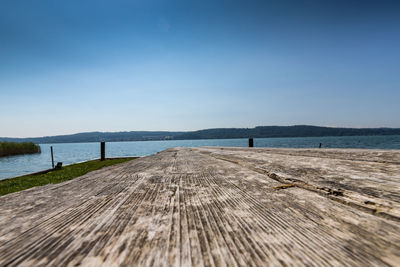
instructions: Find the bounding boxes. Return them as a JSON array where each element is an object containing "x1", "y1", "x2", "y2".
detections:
[{"x1": 1, "y1": 0, "x2": 399, "y2": 137}]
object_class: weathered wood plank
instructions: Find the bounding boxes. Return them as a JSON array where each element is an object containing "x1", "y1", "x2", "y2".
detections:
[{"x1": 0, "y1": 147, "x2": 399, "y2": 266}]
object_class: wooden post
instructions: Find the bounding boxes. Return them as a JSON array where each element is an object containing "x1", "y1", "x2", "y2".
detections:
[
  {"x1": 101, "y1": 141, "x2": 105, "y2": 161},
  {"x1": 249, "y1": 138, "x2": 254, "y2": 147},
  {"x1": 50, "y1": 146, "x2": 55, "y2": 168}
]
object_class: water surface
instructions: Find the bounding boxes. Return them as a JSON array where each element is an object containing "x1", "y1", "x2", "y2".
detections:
[{"x1": 1, "y1": 135, "x2": 399, "y2": 180}]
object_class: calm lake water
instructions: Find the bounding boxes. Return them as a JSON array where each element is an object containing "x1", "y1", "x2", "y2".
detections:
[{"x1": 1, "y1": 135, "x2": 400, "y2": 180}]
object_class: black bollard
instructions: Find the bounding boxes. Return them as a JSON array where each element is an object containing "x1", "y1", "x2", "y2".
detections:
[
  {"x1": 101, "y1": 141, "x2": 105, "y2": 161},
  {"x1": 249, "y1": 138, "x2": 254, "y2": 147},
  {"x1": 55, "y1": 162, "x2": 63, "y2": 170}
]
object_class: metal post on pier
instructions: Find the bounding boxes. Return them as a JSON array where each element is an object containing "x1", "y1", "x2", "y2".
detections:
[
  {"x1": 249, "y1": 138, "x2": 254, "y2": 147},
  {"x1": 100, "y1": 141, "x2": 105, "y2": 161},
  {"x1": 50, "y1": 146, "x2": 55, "y2": 168}
]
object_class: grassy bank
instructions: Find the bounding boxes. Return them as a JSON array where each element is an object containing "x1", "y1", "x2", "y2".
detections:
[
  {"x1": 0, "y1": 158, "x2": 136, "y2": 196},
  {"x1": 0, "y1": 142, "x2": 41, "y2": 157}
]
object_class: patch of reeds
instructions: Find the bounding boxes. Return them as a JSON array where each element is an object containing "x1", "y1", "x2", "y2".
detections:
[{"x1": 0, "y1": 142, "x2": 41, "y2": 157}]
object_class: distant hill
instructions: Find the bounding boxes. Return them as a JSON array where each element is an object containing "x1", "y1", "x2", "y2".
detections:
[
  {"x1": 0, "y1": 131, "x2": 184, "y2": 144},
  {"x1": 1, "y1": 125, "x2": 400, "y2": 144},
  {"x1": 175, "y1": 125, "x2": 400, "y2": 140}
]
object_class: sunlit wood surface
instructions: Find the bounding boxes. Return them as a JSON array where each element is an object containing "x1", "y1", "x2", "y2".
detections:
[{"x1": 0, "y1": 147, "x2": 399, "y2": 266}]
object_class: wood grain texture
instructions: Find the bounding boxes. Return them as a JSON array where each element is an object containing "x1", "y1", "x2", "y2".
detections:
[{"x1": 0, "y1": 147, "x2": 399, "y2": 266}]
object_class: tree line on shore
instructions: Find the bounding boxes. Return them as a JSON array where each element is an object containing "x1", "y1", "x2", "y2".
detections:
[{"x1": 1, "y1": 125, "x2": 400, "y2": 144}]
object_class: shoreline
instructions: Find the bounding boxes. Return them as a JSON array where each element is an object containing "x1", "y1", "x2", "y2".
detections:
[{"x1": 0, "y1": 156, "x2": 139, "y2": 182}]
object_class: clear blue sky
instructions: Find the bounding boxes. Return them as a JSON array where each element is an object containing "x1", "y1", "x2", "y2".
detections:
[{"x1": 1, "y1": 0, "x2": 399, "y2": 137}]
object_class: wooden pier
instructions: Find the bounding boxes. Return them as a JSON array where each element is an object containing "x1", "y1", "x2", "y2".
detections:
[{"x1": 0, "y1": 147, "x2": 399, "y2": 266}]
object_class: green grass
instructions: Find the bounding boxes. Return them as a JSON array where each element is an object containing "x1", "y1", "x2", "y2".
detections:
[
  {"x1": 0, "y1": 158, "x2": 136, "y2": 196},
  {"x1": 0, "y1": 142, "x2": 41, "y2": 157}
]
